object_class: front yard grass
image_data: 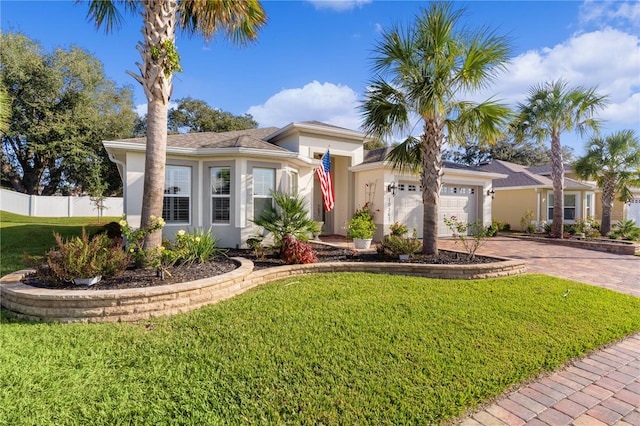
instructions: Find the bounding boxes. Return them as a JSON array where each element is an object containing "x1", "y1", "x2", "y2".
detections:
[{"x1": 2, "y1": 272, "x2": 640, "y2": 425}]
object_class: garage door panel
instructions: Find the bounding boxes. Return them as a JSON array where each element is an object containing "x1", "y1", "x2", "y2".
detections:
[{"x1": 395, "y1": 184, "x2": 478, "y2": 237}]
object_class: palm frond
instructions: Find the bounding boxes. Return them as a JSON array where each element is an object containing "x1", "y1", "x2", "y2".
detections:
[
  {"x1": 384, "y1": 136, "x2": 421, "y2": 173},
  {"x1": 178, "y1": 0, "x2": 267, "y2": 43},
  {"x1": 79, "y1": 0, "x2": 139, "y2": 33}
]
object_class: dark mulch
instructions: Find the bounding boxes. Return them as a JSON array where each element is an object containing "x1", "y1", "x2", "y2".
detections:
[{"x1": 21, "y1": 244, "x2": 497, "y2": 291}]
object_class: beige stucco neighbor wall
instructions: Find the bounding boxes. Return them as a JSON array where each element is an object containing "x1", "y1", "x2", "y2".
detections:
[{"x1": 492, "y1": 189, "x2": 539, "y2": 231}]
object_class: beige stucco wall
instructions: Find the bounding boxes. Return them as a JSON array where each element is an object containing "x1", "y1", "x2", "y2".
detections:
[{"x1": 492, "y1": 189, "x2": 540, "y2": 231}]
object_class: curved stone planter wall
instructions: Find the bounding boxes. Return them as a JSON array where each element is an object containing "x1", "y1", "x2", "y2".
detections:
[
  {"x1": 1, "y1": 256, "x2": 526, "y2": 323},
  {"x1": 511, "y1": 235, "x2": 640, "y2": 255}
]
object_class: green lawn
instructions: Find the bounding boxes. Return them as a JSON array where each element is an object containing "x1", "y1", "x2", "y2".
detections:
[
  {"x1": 0, "y1": 211, "x2": 120, "y2": 277},
  {"x1": 2, "y1": 212, "x2": 640, "y2": 424}
]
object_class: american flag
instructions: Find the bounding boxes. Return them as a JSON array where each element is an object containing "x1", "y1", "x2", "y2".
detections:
[{"x1": 315, "y1": 150, "x2": 335, "y2": 212}]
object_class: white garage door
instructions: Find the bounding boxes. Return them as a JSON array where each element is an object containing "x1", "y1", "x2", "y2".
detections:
[
  {"x1": 627, "y1": 198, "x2": 640, "y2": 225},
  {"x1": 394, "y1": 183, "x2": 478, "y2": 237}
]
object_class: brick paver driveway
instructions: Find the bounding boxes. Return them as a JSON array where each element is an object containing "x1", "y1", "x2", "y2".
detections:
[{"x1": 438, "y1": 236, "x2": 640, "y2": 297}]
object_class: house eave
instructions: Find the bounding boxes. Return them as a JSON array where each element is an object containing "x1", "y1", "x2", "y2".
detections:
[
  {"x1": 102, "y1": 140, "x2": 314, "y2": 165},
  {"x1": 266, "y1": 122, "x2": 373, "y2": 144},
  {"x1": 350, "y1": 161, "x2": 507, "y2": 179}
]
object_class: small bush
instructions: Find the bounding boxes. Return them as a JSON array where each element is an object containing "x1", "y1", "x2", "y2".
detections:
[
  {"x1": 389, "y1": 222, "x2": 409, "y2": 236},
  {"x1": 520, "y1": 210, "x2": 535, "y2": 234},
  {"x1": 252, "y1": 191, "x2": 316, "y2": 254},
  {"x1": 172, "y1": 228, "x2": 226, "y2": 265},
  {"x1": 281, "y1": 234, "x2": 317, "y2": 265},
  {"x1": 443, "y1": 216, "x2": 492, "y2": 260},
  {"x1": 574, "y1": 218, "x2": 601, "y2": 239},
  {"x1": 246, "y1": 235, "x2": 266, "y2": 260},
  {"x1": 378, "y1": 234, "x2": 422, "y2": 257},
  {"x1": 40, "y1": 229, "x2": 130, "y2": 284},
  {"x1": 608, "y1": 220, "x2": 640, "y2": 241}
]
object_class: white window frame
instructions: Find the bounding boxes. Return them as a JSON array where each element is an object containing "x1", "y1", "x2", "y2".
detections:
[
  {"x1": 547, "y1": 192, "x2": 579, "y2": 223},
  {"x1": 253, "y1": 167, "x2": 275, "y2": 220},
  {"x1": 211, "y1": 166, "x2": 231, "y2": 225},
  {"x1": 163, "y1": 165, "x2": 191, "y2": 224}
]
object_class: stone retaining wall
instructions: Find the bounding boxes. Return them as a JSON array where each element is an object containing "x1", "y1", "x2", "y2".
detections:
[
  {"x1": 1, "y1": 256, "x2": 526, "y2": 323},
  {"x1": 511, "y1": 235, "x2": 640, "y2": 255}
]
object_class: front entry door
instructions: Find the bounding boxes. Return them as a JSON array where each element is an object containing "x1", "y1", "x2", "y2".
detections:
[{"x1": 314, "y1": 173, "x2": 334, "y2": 235}]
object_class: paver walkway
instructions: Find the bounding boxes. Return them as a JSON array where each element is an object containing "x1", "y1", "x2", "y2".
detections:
[{"x1": 435, "y1": 237, "x2": 640, "y2": 425}]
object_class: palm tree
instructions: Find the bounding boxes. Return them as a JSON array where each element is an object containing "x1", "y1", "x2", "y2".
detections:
[
  {"x1": 360, "y1": 2, "x2": 512, "y2": 255},
  {"x1": 82, "y1": 0, "x2": 266, "y2": 248},
  {"x1": 512, "y1": 79, "x2": 608, "y2": 238},
  {"x1": 574, "y1": 130, "x2": 640, "y2": 235}
]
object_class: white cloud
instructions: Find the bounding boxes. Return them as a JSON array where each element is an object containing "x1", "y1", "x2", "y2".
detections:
[
  {"x1": 480, "y1": 28, "x2": 640, "y2": 129},
  {"x1": 579, "y1": 0, "x2": 640, "y2": 29},
  {"x1": 247, "y1": 81, "x2": 362, "y2": 130},
  {"x1": 306, "y1": 0, "x2": 372, "y2": 12}
]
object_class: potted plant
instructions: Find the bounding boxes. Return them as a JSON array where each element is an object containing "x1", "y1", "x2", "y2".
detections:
[{"x1": 347, "y1": 203, "x2": 377, "y2": 249}]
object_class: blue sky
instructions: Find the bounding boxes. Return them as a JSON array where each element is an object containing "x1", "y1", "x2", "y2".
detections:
[{"x1": 2, "y1": 0, "x2": 639, "y2": 156}]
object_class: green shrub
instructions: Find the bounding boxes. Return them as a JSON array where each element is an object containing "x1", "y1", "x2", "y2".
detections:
[
  {"x1": 40, "y1": 228, "x2": 130, "y2": 284},
  {"x1": 172, "y1": 228, "x2": 226, "y2": 265},
  {"x1": 520, "y1": 210, "x2": 535, "y2": 233},
  {"x1": 574, "y1": 218, "x2": 601, "y2": 239},
  {"x1": 443, "y1": 216, "x2": 492, "y2": 260},
  {"x1": 377, "y1": 234, "x2": 422, "y2": 257},
  {"x1": 252, "y1": 191, "x2": 316, "y2": 254},
  {"x1": 608, "y1": 220, "x2": 640, "y2": 241}
]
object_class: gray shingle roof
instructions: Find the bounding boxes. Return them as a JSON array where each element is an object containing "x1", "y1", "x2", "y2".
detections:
[
  {"x1": 477, "y1": 160, "x2": 595, "y2": 190},
  {"x1": 112, "y1": 127, "x2": 286, "y2": 151},
  {"x1": 363, "y1": 147, "x2": 495, "y2": 173}
]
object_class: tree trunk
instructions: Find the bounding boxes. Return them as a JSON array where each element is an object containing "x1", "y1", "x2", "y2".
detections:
[
  {"x1": 420, "y1": 117, "x2": 445, "y2": 255},
  {"x1": 141, "y1": 100, "x2": 168, "y2": 249},
  {"x1": 137, "y1": 0, "x2": 177, "y2": 250},
  {"x1": 550, "y1": 132, "x2": 564, "y2": 238},
  {"x1": 600, "y1": 177, "x2": 616, "y2": 236}
]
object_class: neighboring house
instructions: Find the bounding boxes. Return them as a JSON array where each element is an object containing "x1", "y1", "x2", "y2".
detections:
[
  {"x1": 477, "y1": 160, "x2": 640, "y2": 230},
  {"x1": 103, "y1": 121, "x2": 503, "y2": 248}
]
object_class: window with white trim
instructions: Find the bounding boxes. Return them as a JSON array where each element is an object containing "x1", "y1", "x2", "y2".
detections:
[
  {"x1": 211, "y1": 167, "x2": 231, "y2": 224},
  {"x1": 585, "y1": 193, "x2": 594, "y2": 219},
  {"x1": 253, "y1": 168, "x2": 275, "y2": 219},
  {"x1": 163, "y1": 165, "x2": 190, "y2": 223},
  {"x1": 548, "y1": 193, "x2": 577, "y2": 221}
]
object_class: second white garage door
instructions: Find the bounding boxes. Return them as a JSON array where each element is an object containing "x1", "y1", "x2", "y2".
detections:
[{"x1": 394, "y1": 183, "x2": 478, "y2": 237}]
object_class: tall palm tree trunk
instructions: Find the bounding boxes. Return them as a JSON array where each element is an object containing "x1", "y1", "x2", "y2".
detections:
[
  {"x1": 420, "y1": 118, "x2": 445, "y2": 255},
  {"x1": 138, "y1": 0, "x2": 177, "y2": 249},
  {"x1": 600, "y1": 177, "x2": 616, "y2": 235},
  {"x1": 550, "y1": 132, "x2": 565, "y2": 238},
  {"x1": 141, "y1": 99, "x2": 168, "y2": 248}
]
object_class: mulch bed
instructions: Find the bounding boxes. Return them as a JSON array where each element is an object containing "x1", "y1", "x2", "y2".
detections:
[{"x1": 21, "y1": 243, "x2": 497, "y2": 291}]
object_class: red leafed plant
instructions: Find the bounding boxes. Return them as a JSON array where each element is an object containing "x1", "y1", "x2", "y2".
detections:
[{"x1": 281, "y1": 234, "x2": 318, "y2": 265}]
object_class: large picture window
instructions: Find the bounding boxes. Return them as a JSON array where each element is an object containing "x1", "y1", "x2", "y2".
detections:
[
  {"x1": 211, "y1": 167, "x2": 231, "y2": 224},
  {"x1": 548, "y1": 193, "x2": 577, "y2": 221},
  {"x1": 163, "y1": 165, "x2": 191, "y2": 223},
  {"x1": 253, "y1": 168, "x2": 275, "y2": 219}
]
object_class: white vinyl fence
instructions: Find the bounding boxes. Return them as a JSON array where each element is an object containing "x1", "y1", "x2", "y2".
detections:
[{"x1": 0, "y1": 188, "x2": 123, "y2": 218}]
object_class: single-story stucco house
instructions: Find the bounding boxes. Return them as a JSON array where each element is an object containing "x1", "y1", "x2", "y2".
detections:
[
  {"x1": 477, "y1": 160, "x2": 640, "y2": 231},
  {"x1": 103, "y1": 121, "x2": 504, "y2": 248}
]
